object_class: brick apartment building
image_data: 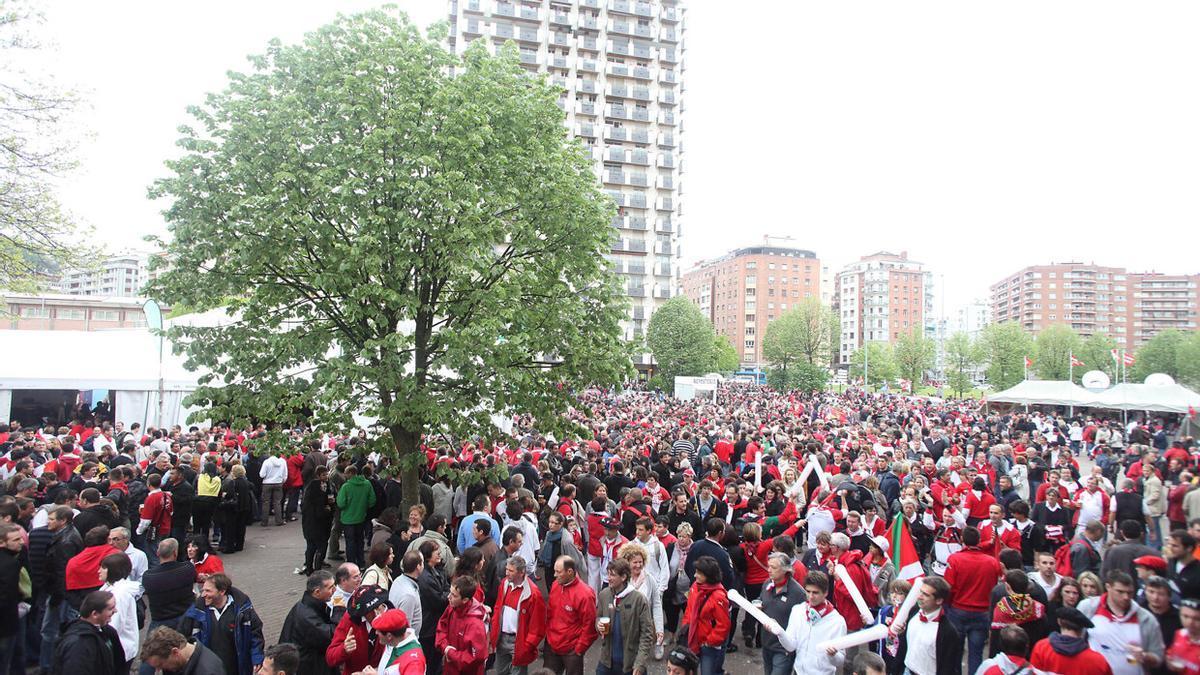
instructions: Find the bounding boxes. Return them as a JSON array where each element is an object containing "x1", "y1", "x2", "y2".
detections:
[
  {"x1": 989, "y1": 262, "x2": 1199, "y2": 351},
  {"x1": 835, "y1": 251, "x2": 933, "y2": 366},
  {"x1": 681, "y1": 246, "x2": 821, "y2": 367}
]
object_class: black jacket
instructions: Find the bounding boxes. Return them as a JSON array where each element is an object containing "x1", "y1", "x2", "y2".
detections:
[
  {"x1": 73, "y1": 504, "x2": 118, "y2": 539},
  {"x1": 416, "y1": 567, "x2": 449, "y2": 642},
  {"x1": 178, "y1": 640, "x2": 227, "y2": 675},
  {"x1": 0, "y1": 549, "x2": 21, "y2": 637},
  {"x1": 683, "y1": 538, "x2": 736, "y2": 590},
  {"x1": 1171, "y1": 558, "x2": 1200, "y2": 601},
  {"x1": 892, "y1": 607, "x2": 963, "y2": 675},
  {"x1": 47, "y1": 526, "x2": 83, "y2": 605},
  {"x1": 301, "y1": 480, "x2": 335, "y2": 540},
  {"x1": 52, "y1": 619, "x2": 125, "y2": 675},
  {"x1": 142, "y1": 560, "x2": 198, "y2": 621},
  {"x1": 278, "y1": 594, "x2": 336, "y2": 675},
  {"x1": 759, "y1": 577, "x2": 806, "y2": 653}
]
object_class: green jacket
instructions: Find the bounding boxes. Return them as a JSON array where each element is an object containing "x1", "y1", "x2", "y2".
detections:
[
  {"x1": 335, "y1": 476, "x2": 376, "y2": 525},
  {"x1": 596, "y1": 584, "x2": 654, "y2": 673}
]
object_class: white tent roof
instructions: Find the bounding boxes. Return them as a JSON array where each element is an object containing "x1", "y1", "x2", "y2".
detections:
[
  {"x1": 0, "y1": 329, "x2": 202, "y2": 391},
  {"x1": 987, "y1": 380, "x2": 1096, "y2": 407},
  {"x1": 1090, "y1": 382, "x2": 1200, "y2": 414}
]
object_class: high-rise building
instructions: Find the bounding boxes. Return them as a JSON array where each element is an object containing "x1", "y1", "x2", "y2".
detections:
[
  {"x1": 990, "y1": 262, "x2": 1198, "y2": 350},
  {"x1": 680, "y1": 245, "x2": 821, "y2": 367},
  {"x1": 953, "y1": 300, "x2": 991, "y2": 339},
  {"x1": 448, "y1": 0, "x2": 685, "y2": 356},
  {"x1": 55, "y1": 253, "x2": 151, "y2": 299},
  {"x1": 835, "y1": 251, "x2": 933, "y2": 366}
]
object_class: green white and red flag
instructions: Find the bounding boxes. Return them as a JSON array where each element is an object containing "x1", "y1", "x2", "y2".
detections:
[{"x1": 889, "y1": 515, "x2": 924, "y2": 582}]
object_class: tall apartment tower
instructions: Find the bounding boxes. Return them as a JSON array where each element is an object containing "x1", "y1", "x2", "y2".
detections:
[
  {"x1": 55, "y1": 253, "x2": 151, "y2": 299},
  {"x1": 990, "y1": 262, "x2": 1198, "y2": 351},
  {"x1": 836, "y1": 251, "x2": 933, "y2": 366},
  {"x1": 680, "y1": 245, "x2": 821, "y2": 368},
  {"x1": 448, "y1": 0, "x2": 685, "y2": 360}
]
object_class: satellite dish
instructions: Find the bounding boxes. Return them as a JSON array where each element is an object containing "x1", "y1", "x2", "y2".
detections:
[
  {"x1": 1144, "y1": 373, "x2": 1176, "y2": 386},
  {"x1": 1081, "y1": 370, "x2": 1110, "y2": 390}
]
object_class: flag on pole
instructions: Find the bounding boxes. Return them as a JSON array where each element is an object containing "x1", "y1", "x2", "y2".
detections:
[
  {"x1": 1070, "y1": 354, "x2": 1084, "y2": 367},
  {"x1": 888, "y1": 516, "x2": 924, "y2": 582},
  {"x1": 1123, "y1": 352, "x2": 1136, "y2": 366},
  {"x1": 1024, "y1": 356, "x2": 1032, "y2": 369},
  {"x1": 1111, "y1": 348, "x2": 1120, "y2": 362}
]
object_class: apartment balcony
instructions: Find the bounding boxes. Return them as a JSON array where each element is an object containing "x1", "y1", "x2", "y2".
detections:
[
  {"x1": 628, "y1": 192, "x2": 648, "y2": 208},
  {"x1": 578, "y1": 79, "x2": 597, "y2": 94},
  {"x1": 577, "y1": 123, "x2": 597, "y2": 137},
  {"x1": 517, "y1": 28, "x2": 540, "y2": 43},
  {"x1": 630, "y1": 128, "x2": 650, "y2": 143},
  {"x1": 632, "y1": 44, "x2": 653, "y2": 58},
  {"x1": 632, "y1": 66, "x2": 652, "y2": 80},
  {"x1": 609, "y1": 21, "x2": 636, "y2": 37},
  {"x1": 626, "y1": 285, "x2": 647, "y2": 297},
  {"x1": 622, "y1": 264, "x2": 647, "y2": 276},
  {"x1": 657, "y1": 153, "x2": 676, "y2": 168},
  {"x1": 658, "y1": 132, "x2": 675, "y2": 147},
  {"x1": 628, "y1": 150, "x2": 650, "y2": 165},
  {"x1": 655, "y1": 218, "x2": 674, "y2": 233},
  {"x1": 494, "y1": 4, "x2": 517, "y2": 19},
  {"x1": 657, "y1": 175, "x2": 673, "y2": 189},
  {"x1": 609, "y1": 0, "x2": 633, "y2": 14},
  {"x1": 493, "y1": 23, "x2": 515, "y2": 39},
  {"x1": 605, "y1": 126, "x2": 629, "y2": 142},
  {"x1": 630, "y1": 86, "x2": 651, "y2": 100},
  {"x1": 604, "y1": 169, "x2": 626, "y2": 184},
  {"x1": 517, "y1": 5, "x2": 542, "y2": 22},
  {"x1": 550, "y1": 55, "x2": 569, "y2": 69},
  {"x1": 578, "y1": 59, "x2": 598, "y2": 72},
  {"x1": 660, "y1": 28, "x2": 680, "y2": 43},
  {"x1": 615, "y1": 238, "x2": 647, "y2": 253},
  {"x1": 580, "y1": 0, "x2": 601, "y2": 7},
  {"x1": 519, "y1": 50, "x2": 538, "y2": 65},
  {"x1": 660, "y1": 48, "x2": 678, "y2": 63},
  {"x1": 631, "y1": 307, "x2": 645, "y2": 320},
  {"x1": 631, "y1": 107, "x2": 650, "y2": 121},
  {"x1": 658, "y1": 111, "x2": 676, "y2": 125},
  {"x1": 464, "y1": 19, "x2": 483, "y2": 35},
  {"x1": 579, "y1": 36, "x2": 599, "y2": 50},
  {"x1": 657, "y1": 196, "x2": 673, "y2": 210},
  {"x1": 653, "y1": 287, "x2": 671, "y2": 299},
  {"x1": 661, "y1": 6, "x2": 679, "y2": 21},
  {"x1": 629, "y1": 172, "x2": 649, "y2": 187},
  {"x1": 659, "y1": 69, "x2": 676, "y2": 83},
  {"x1": 550, "y1": 31, "x2": 571, "y2": 47},
  {"x1": 580, "y1": 16, "x2": 599, "y2": 30},
  {"x1": 613, "y1": 216, "x2": 648, "y2": 231},
  {"x1": 609, "y1": 42, "x2": 631, "y2": 57},
  {"x1": 607, "y1": 62, "x2": 631, "y2": 78},
  {"x1": 577, "y1": 102, "x2": 597, "y2": 116},
  {"x1": 608, "y1": 84, "x2": 630, "y2": 98},
  {"x1": 654, "y1": 263, "x2": 672, "y2": 277},
  {"x1": 634, "y1": 3, "x2": 654, "y2": 17},
  {"x1": 659, "y1": 90, "x2": 677, "y2": 105},
  {"x1": 551, "y1": 12, "x2": 571, "y2": 25}
]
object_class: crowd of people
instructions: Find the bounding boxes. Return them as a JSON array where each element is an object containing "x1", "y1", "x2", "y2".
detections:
[{"x1": 1, "y1": 383, "x2": 1200, "y2": 675}]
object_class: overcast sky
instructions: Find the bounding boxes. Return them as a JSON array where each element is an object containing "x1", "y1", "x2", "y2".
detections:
[{"x1": 36, "y1": 1, "x2": 1200, "y2": 316}]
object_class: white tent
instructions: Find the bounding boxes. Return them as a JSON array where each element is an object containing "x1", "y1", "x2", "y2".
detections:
[
  {"x1": 0, "y1": 328, "x2": 207, "y2": 429},
  {"x1": 987, "y1": 380, "x2": 1097, "y2": 407},
  {"x1": 1090, "y1": 382, "x2": 1200, "y2": 414}
]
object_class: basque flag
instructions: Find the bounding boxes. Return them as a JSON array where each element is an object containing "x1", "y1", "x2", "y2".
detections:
[{"x1": 888, "y1": 516, "x2": 924, "y2": 582}]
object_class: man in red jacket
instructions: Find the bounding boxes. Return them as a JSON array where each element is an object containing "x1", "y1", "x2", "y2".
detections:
[
  {"x1": 137, "y1": 474, "x2": 174, "y2": 569},
  {"x1": 436, "y1": 576, "x2": 488, "y2": 675},
  {"x1": 545, "y1": 555, "x2": 597, "y2": 675},
  {"x1": 64, "y1": 526, "x2": 121, "y2": 612},
  {"x1": 488, "y1": 555, "x2": 545, "y2": 675},
  {"x1": 1030, "y1": 607, "x2": 1113, "y2": 675},
  {"x1": 978, "y1": 504, "x2": 1021, "y2": 558},
  {"x1": 943, "y1": 526, "x2": 1005, "y2": 674}
]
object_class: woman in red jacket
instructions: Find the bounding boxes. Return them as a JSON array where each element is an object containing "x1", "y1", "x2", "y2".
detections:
[
  {"x1": 325, "y1": 586, "x2": 389, "y2": 675},
  {"x1": 737, "y1": 521, "x2": 772, "y2": 648},
  {"x1": 681, "y1": 556, "x2": 730, "y2": 675}
]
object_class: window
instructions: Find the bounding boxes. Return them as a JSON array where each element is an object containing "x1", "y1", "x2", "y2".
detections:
[
  {"x1": 745, "y1": 314, "x2": 755, "y2": 322},
  {"x1": 745, "y1": 276, "x2": 756, "y2": 285},
  {"x1": 92, "y1": 310, "x2": 120, "y2": 321},
  {"x1": 19, "y1": 306, "x2": 48, "y2": 318},
  {"x1": 56, "y1": 309, "x2": 85, "y2": 320},
  {"x1": 744, "y1": 339, "x2": 755, "y2": 349}
]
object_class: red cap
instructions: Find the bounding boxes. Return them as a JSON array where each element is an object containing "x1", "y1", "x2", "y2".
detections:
[{"x1": 1133, "y1": 555, "x2": 1167, "y2": 571}]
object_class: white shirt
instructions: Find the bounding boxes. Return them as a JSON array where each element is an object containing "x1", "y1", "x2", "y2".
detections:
[
  {"x1": 500, "y1": 580, "x2": 522, "y2": 633},
  {"x1": 1088, "y1": 606, "x2": 1143, "y2": 675},
  {"x1": 1030, "y1": 572, "x2": 1062, "y2": 597},
  {"x1": 775, "y1": 602, "x2": 846, "y2": 675},
  {"x1": 502, "y1": 514, "x2": 540, "y2": 575},
  {"x1": 125, "y1": 542, "x2": 149, "y2": 583},
  {"x1": 103, "y1": 578, "x2": 142, "y2": 662},
  {"x1": 903, "y1": 609, "x2": 941, "y2": 675},
  {"x1": 259, "y1": 455, "x2": 288, "y2": 484},
  {"x1": 635, "y1": 534, "x2": 670, "y2": 594}
]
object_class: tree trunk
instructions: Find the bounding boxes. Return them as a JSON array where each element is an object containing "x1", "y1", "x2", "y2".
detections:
[{"x1": 393, "y1": 425, "x2": 423, "y2": 516}]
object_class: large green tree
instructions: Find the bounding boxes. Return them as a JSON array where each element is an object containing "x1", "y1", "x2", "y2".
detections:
[
  {"x1": 1076, "y1": 333, "x2": 1120, "y2": 381},
  {"x1": 0, "y1": 1, "x2": 86, "y2": 290},
  {"x1": 713, "y1": 334, "x2": 739, "y2": 373},
  {"x1": 1033, "y1": 324, "x2": 1082, "y2": 381},
  {"x1": 893, "y1": 328, "x2": 936, "y2": 387},
  {"x1": 146, "y1": 10, "x2": 629, "y2": 509},
  {"x1": 1131, "y1": 329, "x2": 1184, "y2": 381},
  {"x1": 980, "y1": 322, "x2": 1034, "y2": 390},
  {"x1": 762, "y1": 298, "x2": 835, "y2": 386},
  {"x1": 849, "y1": 342, "x2": 896, "y2": 390},
  {"x1": 647, "y1": 296, "x2": 719, "y2": 390},
  {"x1": 944, "y1": 331, "x2": 983, "y2": 398},
  {"x1": 1177, "y1": 332, "x2": 1200, "y2": 387}
]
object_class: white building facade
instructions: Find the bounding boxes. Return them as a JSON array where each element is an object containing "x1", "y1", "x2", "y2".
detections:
[
  {"x1": 55, "y1": 253, "x2": 151, "y2": 299},
  {"x1": 448, "y1": 0, "x2": 685, "y2": 360}
]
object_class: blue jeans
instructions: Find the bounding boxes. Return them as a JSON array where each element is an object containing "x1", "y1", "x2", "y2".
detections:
[
  {"x1": 947, "y1": 606, "x2": 989, "y2": 674},
  {"x1": 700, "y1": 645, "x2": 726, "y2": 675},
  {"x1": 762, "y1": 645, "x2": 794, "y2": 675},
  {"x1": 1147, "y1": 517, "x2": 1163, "y2": 551},
  {"x1": 595, "y1": 663, "x2": 631, "y2": 675},
  {"x1": 39, "y1": 597, "x2": 63, "y2": 671},
  {"x1": 137, "y1": 616, "x2": 182, "y2": 675}
]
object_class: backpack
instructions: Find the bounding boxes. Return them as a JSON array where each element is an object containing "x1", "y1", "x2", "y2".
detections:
[
  {"x1": 1055, "y1": 537, "x2": 1098, "y2": 576},
  {"x1": 621, "y1": 502, "x2": 655, "y2": 526}
]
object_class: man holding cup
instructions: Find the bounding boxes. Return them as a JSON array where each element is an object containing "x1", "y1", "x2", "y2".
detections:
[{"x1": 596, "y1": 558, "x2": 654, "y2": 675}]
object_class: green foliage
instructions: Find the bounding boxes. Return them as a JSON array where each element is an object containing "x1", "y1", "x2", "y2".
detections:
[
  {"x1": 767, "y1": 360, "x2": 829, "y2": 393},
  {"x1": 1131, "y1": 329, "x2": 1184, "y2": 381},
  {"x1": 646, "y1": 296, "x2": 719, "y2": 391},
  {"x1": 762, "y1": 298, "x2": 836, "y2": 387},
  {"x1": 0, "y1": 2, "x2": 89, "y2": 291},
  {"x1": 944, "y1": 331, "x2": 983, "y2": 398},
  {"x1": 893, "y1": 328, "x2": 936, "y2": 386},
  {"x1": 980, "y1": 322, "x2": 1034, "y2": 390},
  {"x1": 1076, "y1": 333, "x2": 1119, "y2": 380},
  {"x1": 145, "y1": 9, "x2": 630, "y2": 504},
  {"x1": 1177, "y1": 332, "x2": 1200, "y2": 387},
  {"x1": 713, "y1": 334, "x2": 739, "y2": 373},
  {"x1": 849, "y1": 342, "x2": 896, "y2": 389},
  {"x1": 1033, "y1": 324, "x2": 1082, "y2": 381}
]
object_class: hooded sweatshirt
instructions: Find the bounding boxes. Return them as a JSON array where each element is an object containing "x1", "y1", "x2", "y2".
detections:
[
  {"x1": 64, "y1": 543, "x2": 121, "y2": 607},
  {"x1": 1030, "y1": 632, "x2": 1113, "y2": 675}
]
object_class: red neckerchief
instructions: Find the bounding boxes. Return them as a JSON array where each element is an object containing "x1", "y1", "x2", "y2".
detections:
[
  {"x1": 1093, "y1": 595, "x2": 1139, "y2": 624},
  {"x1": 918, "y1": 609, "x2": 943, "y2": 623},
  {"x1": 811, "y1": 600, "x2": 835, "y2": 618}
]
